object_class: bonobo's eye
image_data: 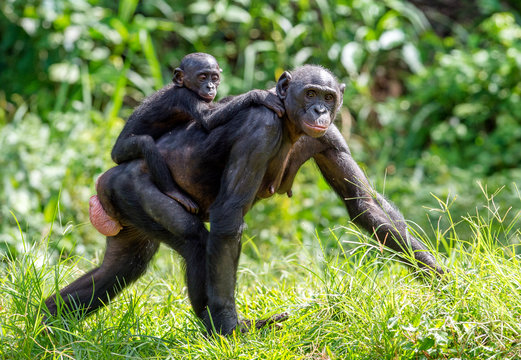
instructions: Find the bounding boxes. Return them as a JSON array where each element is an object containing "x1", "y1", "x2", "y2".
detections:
[
  {"x1": 306, "y1": 90, "x2": 316, "y2": 98},
  {"x1": 198, "y1": 74, "x2": 207, "y2": 82},
  {"x1": 325, "y1": 94, "x2": 335, "y2": 102},
  {"x1": 211, "y1": 75, "x2": 220, "y2": 83}
]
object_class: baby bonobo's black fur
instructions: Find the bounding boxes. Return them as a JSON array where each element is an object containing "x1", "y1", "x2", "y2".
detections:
[
  {"x1": 111, "y1": 52, "x2": 284, "y2": 214},
  {"x1": 45, "y1": 65, "x2": 444, "y2": 336}
]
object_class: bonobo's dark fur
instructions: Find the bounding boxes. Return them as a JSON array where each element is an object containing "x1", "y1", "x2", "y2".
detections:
[
  {"x1": 111, "y1": 52, "x2": 283, "y2": 213},
  {"x1": 45, "y1": 65, "x2": 443, "y2": 335}
]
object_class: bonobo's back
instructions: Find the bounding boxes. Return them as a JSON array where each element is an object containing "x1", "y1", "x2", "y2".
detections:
[{"x1": 156, "y1": 105, "x2": 283, "y2": 220}]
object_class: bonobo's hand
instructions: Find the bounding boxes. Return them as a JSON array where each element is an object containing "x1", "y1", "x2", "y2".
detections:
[{"x1": 255, "y1": 90, "x2": 285, "y2": 118}]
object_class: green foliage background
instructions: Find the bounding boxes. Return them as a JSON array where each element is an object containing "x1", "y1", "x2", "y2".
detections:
[{"x1": 1, "y1": 0, "x2": 520, "y2": 259}]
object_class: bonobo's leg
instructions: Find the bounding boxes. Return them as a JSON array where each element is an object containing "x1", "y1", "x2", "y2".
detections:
[
  {"x1": 203, "y1": 218, "x2": 243, "y2": 334},
  {"x1": 45, "y1": 228, "x2": 159, "y2": 318},
  {"x1": 139, "y1": 185, "x2": 283, "y2": 331},
  {"x1": 113, "y1": 135, "x2": 199, "y2": 214},
  {"x1": 134, "y1": 178, "x2": 210, "y2": 318},
  {"x1": 184, "y1": 231, "x2": 209, "y2": 318}
]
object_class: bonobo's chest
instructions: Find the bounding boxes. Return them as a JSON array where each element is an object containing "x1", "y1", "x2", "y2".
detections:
[{"x1": 256, "y1": 140, "x2": 294, "y2": 199}]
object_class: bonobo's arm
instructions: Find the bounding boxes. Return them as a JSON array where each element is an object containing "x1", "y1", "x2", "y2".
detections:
[
  {"x1": 199, "y1": 90, "x2": 284, "y2": 131},
  {"x1": 111, "y1": 85, "x2": 184, "y2": 164},
  {"x1": 204, "y1": 110, "x2": 282, "y2": 334},
  {"x1": 313, "y1": 126, "x2": 444, "y2": 275}
]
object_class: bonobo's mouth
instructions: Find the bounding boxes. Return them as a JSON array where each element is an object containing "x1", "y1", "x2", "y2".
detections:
[
  {"x1": 303, "y1": 121, "x2": 328, "y2": 136},
  {"x1": 200, "y1": 92, "x2": 216, "y2": 102}
]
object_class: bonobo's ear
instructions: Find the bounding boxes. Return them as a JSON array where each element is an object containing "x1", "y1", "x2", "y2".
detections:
[
  {"x1": 173, "y1": 68, "x2": 184, "y2": 87},
  {"x1": 276, "y1": 71, "x2": 292, "y2": 100},
  {"x1": 339, "y1": 83, "x2": 346, "y2": 94}
]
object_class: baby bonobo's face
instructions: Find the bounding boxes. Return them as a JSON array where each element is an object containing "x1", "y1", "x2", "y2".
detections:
[{"x1": 184, "y1": 56, "x2": 222, "y2": 102}]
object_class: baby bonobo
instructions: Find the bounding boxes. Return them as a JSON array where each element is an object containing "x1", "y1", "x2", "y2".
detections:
[{"x1": 90, "y1": 53, "x2": 284, "y2": 236}]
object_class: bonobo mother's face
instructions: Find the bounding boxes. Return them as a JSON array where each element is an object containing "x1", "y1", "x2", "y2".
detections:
[{"x1": 276, "y1": 65, "x2": 345, "y2": 138}]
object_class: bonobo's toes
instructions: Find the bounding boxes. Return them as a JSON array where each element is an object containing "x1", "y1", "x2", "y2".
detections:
[
  {"x1": 239, "y1": 312, "x2": 289, "y2": 333},
  {"x1": 165, "y1": 191, "x2": 199, "y2": 214}
]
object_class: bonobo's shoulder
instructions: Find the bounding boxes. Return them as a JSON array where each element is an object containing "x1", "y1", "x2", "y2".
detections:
[
  {"x1": 249, "y1": 106, "x2": 280, "y2": 126},
  {"x1": 232, "y1": 106, "x2": 282, "y2": 151},
  {"x1": 151, "y1": 83, "x2": 195, "y2": 98},
  {"x1": 244, "y1": 106, "x2": 282, "y2": 134},
  {"x1": 141, "y1": 83, "x2": 177, "y2": 102},
  {"x1": 154, "y1": 83, "x2": 176, "y2": 95}
]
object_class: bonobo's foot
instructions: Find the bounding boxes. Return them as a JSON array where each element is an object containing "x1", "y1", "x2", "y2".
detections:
[
  {"x1": 164, "y1": 189, "x2": 199, "y2": 214},
  {"x1": 239, "y1": 312, "x2": 289, "y2": 333},
  {"x1": 202, "y1": 307, "x2": 238, "y2": 335}
]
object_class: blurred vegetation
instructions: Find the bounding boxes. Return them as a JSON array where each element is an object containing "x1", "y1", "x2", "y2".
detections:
[{"x1": 0, "y1": 0, "x2": 520, "y2": 259}]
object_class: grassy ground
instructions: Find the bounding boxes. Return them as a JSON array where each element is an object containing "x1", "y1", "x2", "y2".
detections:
[{"x1": 1, "y1": 186, "x2": 520, "y2": 360}]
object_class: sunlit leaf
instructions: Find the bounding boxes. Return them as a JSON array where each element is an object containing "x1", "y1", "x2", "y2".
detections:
[
  {"x1": 49, "y1": 63, "x2": 80, "y2": 84},
  {"x1": 341, "y1": 42, "x2": 364, "y2": 75},
  {"x1": 223, "y1": 5, "x2": 251, "y2": 23}
]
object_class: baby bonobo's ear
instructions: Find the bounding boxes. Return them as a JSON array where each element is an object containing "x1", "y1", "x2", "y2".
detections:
[{"x1": 173, "y1": 68, "x2": 184, "y2": 87}]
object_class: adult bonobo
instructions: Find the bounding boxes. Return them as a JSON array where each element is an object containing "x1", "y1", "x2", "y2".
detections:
[{"x1": 45, "y1": 65, "x2": 444, "y2": 335}]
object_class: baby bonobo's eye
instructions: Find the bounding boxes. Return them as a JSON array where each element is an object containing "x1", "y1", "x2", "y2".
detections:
[
  {"x1": 324, "y1": 94, "x2": 335, "y2": 102},
  {"x1": 306, "y1": 90, "x2": 316, "y2": 98},
  {"x1": 198, "y1": 74, "x2": 207, "y2": 81},
  {"x1": 211, "y1": 75, "x2": 220, "y2": 83}
]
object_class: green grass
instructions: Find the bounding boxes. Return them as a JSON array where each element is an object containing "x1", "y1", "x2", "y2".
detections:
[{"x1": 1, "y1": 191, "x2": 521, "y2": 360}]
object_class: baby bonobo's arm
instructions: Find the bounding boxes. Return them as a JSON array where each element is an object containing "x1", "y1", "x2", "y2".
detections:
[
  {"x1": 111, "y1": 85, "x2": 177, "y2": 164},
  {"x1": 198, "y1": 90, "x2": 285, "y2": 131}
]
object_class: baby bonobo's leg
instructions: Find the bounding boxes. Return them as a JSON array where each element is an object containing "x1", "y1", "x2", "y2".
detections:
[
  {"x1": 144, "y1": 147, "x2": 200, "y2": 214},
  {"x1": 163, "y1": 187, "x2": 199, "y2": 215}
]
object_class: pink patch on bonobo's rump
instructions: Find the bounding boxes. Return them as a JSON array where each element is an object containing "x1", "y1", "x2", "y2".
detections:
[{"x1": 89, "y1": 195, "x2": 122, "y2": 236}]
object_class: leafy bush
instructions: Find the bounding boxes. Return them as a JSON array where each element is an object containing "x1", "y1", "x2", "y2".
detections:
[
  {"x1": 0, "y1": 0, "x2": 520, "y2": 257},
  {"x1": 359, "y1": 12, "x2": 521, "y2": 176},
  {"x1": 405, "y1": 13, "x2": 521, "y2": 174}
]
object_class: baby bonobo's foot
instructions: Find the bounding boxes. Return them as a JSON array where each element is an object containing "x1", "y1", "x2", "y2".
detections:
[
  {"x1": 165, "y1": 190, "x2": 199, "y2": 214},
  {"x1": 238, "y1": 312, "x2": 289, "y2": 333}
]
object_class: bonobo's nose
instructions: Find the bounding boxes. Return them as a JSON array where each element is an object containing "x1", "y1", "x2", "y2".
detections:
[{"x1": 313, "y1": 105, "x2": 327, "y2": 115}]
